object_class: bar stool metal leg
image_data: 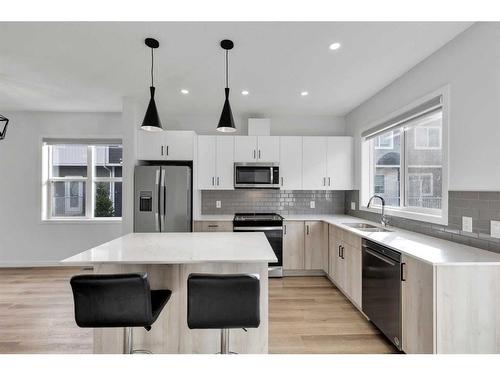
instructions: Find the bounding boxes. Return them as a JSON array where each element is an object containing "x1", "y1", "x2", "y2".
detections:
[
  {"x1": 220, "y1": 329, "x2": 230, "y2": 354},
  {"x1": 123, "y1": 327, "x2": 153, "y2": 354}
]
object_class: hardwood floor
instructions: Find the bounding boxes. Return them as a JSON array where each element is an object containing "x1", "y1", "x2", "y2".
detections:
[{"x1": 0, "y1": 268, "x2": 397, "y2": 354}]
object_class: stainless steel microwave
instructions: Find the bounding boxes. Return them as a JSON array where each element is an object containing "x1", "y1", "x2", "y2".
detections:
[{"x1": 234, "y1": 162, "x2": 280, "y2": 189}]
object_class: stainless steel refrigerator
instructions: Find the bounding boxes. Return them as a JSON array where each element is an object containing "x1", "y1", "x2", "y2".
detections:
[{"x1": 134, "y1": 165, "x2": 192, "y2": 232}]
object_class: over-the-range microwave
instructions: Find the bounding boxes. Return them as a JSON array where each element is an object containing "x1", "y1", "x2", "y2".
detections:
[{"x1": 234, "y1": 162, "x2": 280, "y2": 189}]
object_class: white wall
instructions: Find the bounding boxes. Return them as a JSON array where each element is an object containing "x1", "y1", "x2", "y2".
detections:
[
  {"x1": 346, "y1": 22, "x2": 500, "y2": 191},
  {"x1": 0, "y1": 111, "x2": 123, "y2": 265},
  {"x1": 159, "y1": 114, "x2": 346, "y2": 136}
]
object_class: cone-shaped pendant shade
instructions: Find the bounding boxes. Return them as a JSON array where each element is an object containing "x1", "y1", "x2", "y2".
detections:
[
  {"x1": 217, "y1": 88, "x2": 236, "y2": 132},
  {"x1": 141, "y1": 86, "x2": 163, "y2": 132}
]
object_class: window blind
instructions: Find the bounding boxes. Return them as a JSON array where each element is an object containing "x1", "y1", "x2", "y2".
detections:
[
  {"x1": 362, "y1": 95, "x2": 442, "y2": 140},
  {"x1": 43, "y1": 138, "x2": 122, "y2": 145}
]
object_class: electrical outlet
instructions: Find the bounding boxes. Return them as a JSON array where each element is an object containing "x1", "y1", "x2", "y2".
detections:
[
  {"x1": 216, "y1": 200, "x2": 221, "y2": 209},
  {"x1": 351, "y1": 202, "x2": 356, "y2": 210},
  {"x1": 310, "y1": 201, "x2": 315, "y2": 209},
  {"x1": 491, "y1": 220, "x2": 500, "y2": 239},
  {"x1": 462, "y1": 216, "x2": 473, "y2": 232}
]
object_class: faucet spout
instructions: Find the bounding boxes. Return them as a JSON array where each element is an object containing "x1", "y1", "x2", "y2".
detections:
[{"x1": 367, "y1": 195, "x2": 388, "y2": 227}]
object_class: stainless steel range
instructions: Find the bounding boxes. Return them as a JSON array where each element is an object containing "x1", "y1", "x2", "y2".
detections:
[{"x1": 233, "y1": 213, "x2": 283, "y2": 277}]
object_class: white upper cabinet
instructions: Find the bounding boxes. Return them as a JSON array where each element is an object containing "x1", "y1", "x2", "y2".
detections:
[
  {"x1": 302, "y1": 137, "x2": 328, "y2": 190},
  {"x1": 197, "y1": 136, "x2": 217, "y2": 189},
  {"x1": 197, "y1": 135, "x2": 234, "y2": 190},
  {"x1": 234, "y1": 136, "x2": 280, "y2": 163},
  {"x1": 137, "y1": 130, "x2": 195, "y2": 161},
  {"x1": 215, "y1": 136, "x2": 235, "y2": 189},
  {"x1": 302, "y1": 136, "x2": 353, "y2": 190},
  {"x1": 326, "y1": 137, "x2": 353, "y2": 190},
  {"x1": 137, "y1": 130, "x2": 165, "y2": 161},
  {"x1": 234, "y1": 136, "x2": 257, "y2": 162},
  {"x1": 256, "y1": 136, "x2": 280, "y2": 162},
  {"x1": 279, "y1": 137, "x2": 303, "y2": 190}
]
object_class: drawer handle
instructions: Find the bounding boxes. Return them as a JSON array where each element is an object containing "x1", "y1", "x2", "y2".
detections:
[
  {"x1": 207, "y1": 224, "x2": 219, "y2": 228},
  {"x1": 401, "y1": 263, "x2": 407, "y2": 281}
]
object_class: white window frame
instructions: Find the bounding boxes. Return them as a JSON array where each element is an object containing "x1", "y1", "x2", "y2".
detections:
[
  {"x1": 360, "y1": 87, "x2": 449, "y2": 225},
  {"x1": 42, "y1": 142, "x2": 123, "y2": 222}
]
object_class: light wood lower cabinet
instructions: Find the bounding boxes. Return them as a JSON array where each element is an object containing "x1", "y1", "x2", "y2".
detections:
[
  {"x1": 283, "y1": 221, "x2": 305, "y2": 270},
  {"x1": 401, "y1": 254, "x2": 434, "y2": 354},
  {"x1": 328, "y1": 224, "x2": 361, "y2": 308},
  {"x1": 283, "y1": 221, "x2": 326, "y2": 272},
  {"x1": 305, "y1": 221, "x2": 328, "y2": 271},
  {"x1": 193, "y1": 221, "x2": 233, "y2": 232}
]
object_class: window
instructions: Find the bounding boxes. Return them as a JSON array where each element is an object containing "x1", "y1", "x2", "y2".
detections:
[
  {"x1": 374, "y1": 131, "x2": 394, "y2": 149},
  {"x1": 414, "y1": 125, "x2": 442, "y2": 150},
  {"x1": 362, "y1": 93, "x2": 447, "y2": 224},
  {"x1": 43, "y1": 141, "x2": 122, "y2": 220}
]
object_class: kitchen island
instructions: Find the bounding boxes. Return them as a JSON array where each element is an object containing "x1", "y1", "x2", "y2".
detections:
[{"x1": 62, "y1": 232, "x2": 277, "y2": 354}]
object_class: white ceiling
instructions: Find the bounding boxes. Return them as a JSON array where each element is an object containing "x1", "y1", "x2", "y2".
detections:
[{"x1": 0, "y1": 22, "x2": 472, "y2": 116}]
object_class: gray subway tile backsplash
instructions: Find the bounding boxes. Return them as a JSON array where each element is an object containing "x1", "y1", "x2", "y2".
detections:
[
  {"x1": 345, "y1": 190, "x2": 500, "y2": 254},
  {"x1": 201, "y1": 190, "x2": 346, "y2": 216}
]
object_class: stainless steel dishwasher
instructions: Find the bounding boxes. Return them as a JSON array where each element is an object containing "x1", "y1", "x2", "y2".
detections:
[{"x1": 362, "y1": 239, "x2": 402, "y2": 351}]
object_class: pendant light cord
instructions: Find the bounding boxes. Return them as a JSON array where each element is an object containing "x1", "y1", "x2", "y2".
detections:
[
  {"x1": 225, "y1": 50, "x2": 229, "y2": 88},
  {"x1": 151, "y1": 48, "x2": 154, "y2": 87}
]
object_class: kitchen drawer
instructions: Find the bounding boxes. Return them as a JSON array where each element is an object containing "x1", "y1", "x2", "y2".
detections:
[{"x1": 194, "y1": 221, "x2": 233, "y2": 232}]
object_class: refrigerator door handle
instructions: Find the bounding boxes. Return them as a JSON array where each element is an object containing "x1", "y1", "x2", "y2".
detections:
[
  {"x1": 160, "y1": 170, "x2": 166, "y2": 231},
  {"x1": 155, "y1": 169, "x2": 160, "y2": 232}
]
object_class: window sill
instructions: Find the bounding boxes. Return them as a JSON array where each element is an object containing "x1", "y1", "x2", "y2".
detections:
[
  {"x1": 359, "y1": 205, "x2": 447, "y2": 226},
  {"x1": 40, "y1": 218, "x2": 123, "y2": 225}
]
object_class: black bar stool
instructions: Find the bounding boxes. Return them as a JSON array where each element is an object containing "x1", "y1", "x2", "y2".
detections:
[
  {"x1": 187, "y1": 273, "x2": 260, "y2": 354},
  {"x1": 70, "y1": 273, "x2": 171, "y2": 354}
]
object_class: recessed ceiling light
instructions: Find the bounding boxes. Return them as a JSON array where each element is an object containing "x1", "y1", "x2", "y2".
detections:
[
  {"x1": 241, "y1": 90, "x2": 249, "y2": 95},
  {"x1": 329, "y1": 42, "x2": 341, "y2": 51},
  {"x1": 180, "y1": 89, "x2": 189, "y2": 95},
  {"x1": 300, "y1": 91, "x2": 309, "y2": 96}
]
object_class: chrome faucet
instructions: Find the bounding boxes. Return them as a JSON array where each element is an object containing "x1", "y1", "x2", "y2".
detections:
[{"x1": 367, "y1": 195, "x2": 388, "y2": 227}]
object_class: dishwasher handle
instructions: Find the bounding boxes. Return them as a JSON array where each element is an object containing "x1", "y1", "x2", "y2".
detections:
[{"x1": 364, "y1": 248, "x2": 397, "y2": 266}]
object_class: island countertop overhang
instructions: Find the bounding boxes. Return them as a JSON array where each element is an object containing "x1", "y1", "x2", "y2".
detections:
[{"x1": 61, "y1": 232, "x2": 278, "y2": 265}]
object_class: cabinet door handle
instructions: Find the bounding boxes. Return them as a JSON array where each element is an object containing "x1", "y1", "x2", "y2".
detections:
[
  {"x1": 341, "y1": 246, "x2": 345, "y2": 259},
  {"x1": 328, "y1": 177, "x2": 331, "y2": 186},
  {"x1": 338, "y1": 245, "x2": 341, "y2": 258},
  {"x1": 258, "y1": 150, "x2": 261, "y2": 159},
  {"x1": 323, "y1": 177, "x2": 326, "y2": 186},
  {"x1": 161, "y1": 145, "x2": 164, "y2": 156},
  {"x1": 401, "y1": 263, "x2": 407, "y2": 281},
  {"x1": 166, "y1": 146, "x2": 169, "y2": 156},
  {"x1": 253, "y1": 150, "x2": 256, "y2": 159},
  {"x1": 212, "y1": 177, "x2": 215, "y2": 186},
  {"x1": 281, "y1": 177, "x2": 284, "y2": 186},
  {"x1": 284, "y1": 224, "x2": 287, "y2": 235},
  {"x1": 217, "y1": 177, "x2": 220, "y2": 186},
  {"x1": 306, "y1": 225, "x2": 309, "y2": 235}
]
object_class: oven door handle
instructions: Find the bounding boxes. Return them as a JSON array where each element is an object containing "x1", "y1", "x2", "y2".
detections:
[
  {"x1": 233, "y1": 226, "x2": 283, "y2": 231},
  {"x1": 364, "y1": 248, "x2": 396, "y2": 266}
]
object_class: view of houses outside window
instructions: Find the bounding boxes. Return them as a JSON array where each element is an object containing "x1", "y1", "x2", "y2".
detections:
[
  {"x1": 371, "y1": 110, "x2": 442, "y2": 212},
  {"x1": 49, "y1": 143, "x2": 122, "y2": 218}
]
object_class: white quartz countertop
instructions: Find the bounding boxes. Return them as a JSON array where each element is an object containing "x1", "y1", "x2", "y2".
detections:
[
  {"x1": 61, "y1": 232, "x2": 277, "y2": 265},
  {"x1": 285, "y1": 214, "x2": 500, "y2": 265},
  {"x1": 198, "y1": 214, "x2": 500, "y2": 265}
]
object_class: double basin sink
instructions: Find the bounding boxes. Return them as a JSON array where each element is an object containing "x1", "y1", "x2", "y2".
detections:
[{"x1": 342, "y1": 222, "x2": 392, "y2": 233}]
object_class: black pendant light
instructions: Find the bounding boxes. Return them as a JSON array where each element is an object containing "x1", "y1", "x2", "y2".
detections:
[
  {"x1": 0, "y1": 114, "x2": 9, "y2": 140},
  {"x1": 217, "y1": 39, "x2": 236, "y2": 133},
  {"x1": 141, "y1": 38, "x2": 163, "y2": 132}
]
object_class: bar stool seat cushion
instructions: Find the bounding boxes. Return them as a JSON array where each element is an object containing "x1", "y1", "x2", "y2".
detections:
[
  {"x1": 70, "y1": 273, "x2": 171, "y2": 330},
  {"x1": 187, "y1": 273, "x2": 260, "y2": 329}
]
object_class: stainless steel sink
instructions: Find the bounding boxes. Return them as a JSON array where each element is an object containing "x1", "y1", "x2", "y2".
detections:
[{"x1": 342, "y1": 222, "x2": 392, "y2": 232}]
